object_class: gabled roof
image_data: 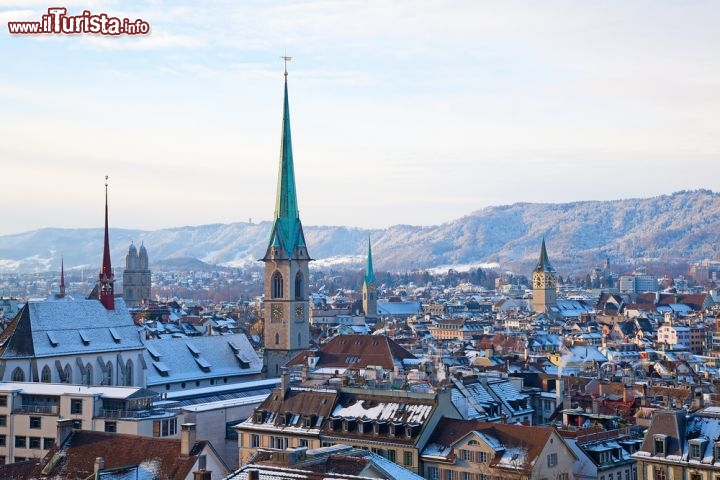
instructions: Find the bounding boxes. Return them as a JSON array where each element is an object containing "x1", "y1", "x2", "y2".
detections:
[
  {"x1": 30, "y1": 430, "x2": 213, "y2": 480},
  {"x1": 423, "y1": 418, "x2": 561, "y2": 472},
  {"x1": 0, "y1": 297, "x2": 143, "y2": 360},
  {"x1": 637, "y1": 409, "x2": 687, "y2": 458},
  {"x1": 287, "y1": 334, "x2": 416, "y2": 370}
]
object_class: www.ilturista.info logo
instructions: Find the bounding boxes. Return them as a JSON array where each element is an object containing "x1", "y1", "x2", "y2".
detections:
[{"x1": 7, "y1": 7, "x2": 150, "y2": 35}]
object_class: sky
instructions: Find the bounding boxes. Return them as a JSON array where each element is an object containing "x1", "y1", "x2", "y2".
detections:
[{"x1": 1, "y1": 1, "x2": 719, "y2": 236}]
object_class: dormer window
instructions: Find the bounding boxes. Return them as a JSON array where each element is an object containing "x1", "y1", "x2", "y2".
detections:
[
  {"x1": 654, "y1": 434, "x2": 668, "y2": 456},
  {"x1": 689, "y1": 438, "x2": 707, "y2": 459},
  {"x1": 714, "y1": 442, "x2": 720, "y2": 462}
]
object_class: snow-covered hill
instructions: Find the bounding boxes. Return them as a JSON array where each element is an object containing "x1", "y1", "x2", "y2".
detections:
[{"x1": 1, "y1": 190, "x2": 718, "y2": 274}]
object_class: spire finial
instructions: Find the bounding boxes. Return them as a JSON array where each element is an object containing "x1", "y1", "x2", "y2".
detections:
[{"x1": 280, "y1": 54, "x2": 292, "y2": 77}]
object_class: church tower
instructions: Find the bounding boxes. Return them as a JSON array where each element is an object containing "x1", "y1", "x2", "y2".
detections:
[
  {"x1": 262, "y1": 64, "x2": 311, "y2": 378},
  {"x1": 362, "y1": 236, "x2": 378, "y2": 319},
  {"x1": 98, "y1": 177, "x2": 115, "y2": 310},
  {"x1": 532, "y1": 238, "x2": 557, "y2": 313},
  {"x1": 123, "y1": 242, "x2": 152, "y2": 307}
]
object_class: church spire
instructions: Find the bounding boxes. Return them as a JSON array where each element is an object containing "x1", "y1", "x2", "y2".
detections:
[
  {"x1": 99, "y1": 176, "x2": 115, "y2": 310},
  {"x1": 59, "y1": 256, "x2": 66, "y2": 298},
  {"x1": 265, "y1": 63, "x2": 306, "y2": 258},
  {"x1": 534, "y1": 237, "x2": 554, "y2": 273},
  {"x1": 364, "y1": 235, "x2": 376, "y2": 287}
]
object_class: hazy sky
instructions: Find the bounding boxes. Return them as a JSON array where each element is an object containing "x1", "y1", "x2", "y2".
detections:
[{"x1": 1, "y1": 1, "x2": 719, "y2": 236}]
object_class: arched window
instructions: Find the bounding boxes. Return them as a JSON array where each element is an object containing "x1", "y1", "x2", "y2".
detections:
[
  {"x1": 63, "y1": 364, "x2": 72, "y2": 384},
  {"x1": 125, "y1": 359, "x2": 134, "y2": 386},
  {"x1": 272, "y1": 272, "x2": 283, "y2": 298},
  {"x1": 11, "y1": 367, "x2": 25, "y2": 382},
  {"x1": 84, "y1": 363, "x2": 93, "y2": 386},
  {"x1": 295, "y1": 272, "x2": 303, "y2": 300},
  {"x1": 298, "y1": 332, "x2": 301, "y2": 347},
  {"x1": 275, "y1": 333, "x2": 280, "y2": 345},
  {"x1": 41, "y1": 365, "x2": 51, "y2": 383},
  {"x1": 105, "y1": 361, "x2": 113, "y2": 386}
]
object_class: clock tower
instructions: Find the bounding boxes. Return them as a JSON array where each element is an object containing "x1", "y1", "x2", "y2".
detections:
[
  {"x1": 532, "y1": 238, "x2": 558, "y2": 314},
  {"x1": 262, "y1": 65, "x2": 311, "y2": 378}
]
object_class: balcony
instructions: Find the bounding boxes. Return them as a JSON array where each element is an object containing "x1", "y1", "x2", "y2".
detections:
[
  {"x1": 13, "y1": 404, "x2": 59, "y2": 415},
  {"x1": 100, "y1": 409, "x2": 167, "y2": 419}
]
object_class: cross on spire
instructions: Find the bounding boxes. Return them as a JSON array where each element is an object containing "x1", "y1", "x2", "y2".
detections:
[{"x1": 280, "y1": 55, "x2": 292, "y2": 76}]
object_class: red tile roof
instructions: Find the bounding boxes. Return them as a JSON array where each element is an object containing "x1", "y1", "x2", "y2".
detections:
[
  {"x1": 30, "y1": 430, "x2": 207, "y2": 480},
  {"x1": 287, "y1": 334, "x2": 415, "y2": 370}
]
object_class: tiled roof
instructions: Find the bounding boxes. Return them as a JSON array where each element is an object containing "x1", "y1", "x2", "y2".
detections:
[
  {"x1": 30, "y1": 430, "x2": 206, "y2": 480},
  {"x1": 423, "y1": 418, "x2": 556, "y2": 472},
  {"x1": 287, "y1": 334, "x2": 415, "y2": 370}
]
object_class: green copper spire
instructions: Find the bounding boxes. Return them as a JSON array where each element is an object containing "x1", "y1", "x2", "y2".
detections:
[
  {"x1": 266, "y1": 69, "x2": 306, "y2": 258},
  {"x1": 364, "y1": 235, "x2": 376, "y2": 286}
]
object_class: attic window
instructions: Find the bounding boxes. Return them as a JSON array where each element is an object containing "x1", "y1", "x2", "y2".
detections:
[
  {"x1": 47, "y1": 332, "x2": 59, "y2": 347},
  {"x1": 79, "y1": 331, "x2": 90, "y2": 346},
  {"x1": 152, "y1": 361, "x2": 170, "y2": 377},
  {"x1": 186, "y1": 342, "x2": 201, "y2": 358},
  {"x1": 109, "y1": 328, "x2": 121, "y2": 344},
  {"x1": 654, "y1": 434, "x2": 667, "y2": 456},
  {"x1": 194, "y1": 357, "x2": 211, "y2": 372},
  {"x1": 146, "y1": 344, "x2": 161, "y2": 361}
]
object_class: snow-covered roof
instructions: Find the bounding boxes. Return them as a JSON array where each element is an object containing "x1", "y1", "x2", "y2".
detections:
[
  {"x1": 0, "y1": 381, "x2": 155, "y2": 399},
  {"x1": 0, "y1": 297, "x2": 144, "y2": 359},
  {"x1": 143, "y1": 333, "x2": 262, "y2": 386}
]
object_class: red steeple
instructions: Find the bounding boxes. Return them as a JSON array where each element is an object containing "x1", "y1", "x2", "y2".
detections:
[
  {"x1": 99, "y1": 176, "x2": 114, "y2": 310},
  {"x1": 59, "y1": 256, "x2": 66, "y2": 298}
]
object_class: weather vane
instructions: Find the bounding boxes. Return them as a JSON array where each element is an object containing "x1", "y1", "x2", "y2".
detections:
[{"x1": 280, "y1": 54, "x2": 292, "y2": 76}]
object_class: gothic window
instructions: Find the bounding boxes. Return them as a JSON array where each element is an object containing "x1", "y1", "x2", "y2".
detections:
[
  {"x1": 125, "y1": 360, "x2": 133, "y2": 386},
  {"x1": 40, "y1": 366, "x2": 51, "y2": 383},
  {"x1": 105, "y1": 361, "x2": 113, "y2": 385},
  {"x1": 295, "y1": 272, "x2": 303, "y2": 299},
  {"x1": 63, "y1": 364, "x2": 72, "y2": 384},
  {"x1": 275, "y1": 333, "x2": 280, "y2": 345},
  {"x1": 84, "y1": 363, "x2": 93, "y2": 386},
  {"x1": 11, "y1": 367, "x2": 25, "y2": 382},
  {"x1": 272, "y1": 272, "x2": 283, "y2": 299}
]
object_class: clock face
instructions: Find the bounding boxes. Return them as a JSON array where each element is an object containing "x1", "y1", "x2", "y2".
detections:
[
  {"x1": 533, "y1": 274, "x2": 543, "y2": 288},
  {"x1": 271, "y1": 303, "x2": 283, "y2": 322},
  {"x1": 295, "y1": 304, "x2": 304, "y2": 319},
  {"x1": 547, "y1": 276, "x2": 557, "y2": 288}
]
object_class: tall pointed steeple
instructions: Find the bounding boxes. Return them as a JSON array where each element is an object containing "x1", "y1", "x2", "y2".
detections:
[
  {"x1": 99, "y1": 176, "x2": 115, "y2": 310},
  {"x1": 59, "y1": 256, "x2": 66, "y2": 298},
  {"x1": 262, "y1": 61, "x2": 311, "y2": 378},
  {"x1": 362, "y1": 235, "x2": 378, "y2": 319},
  {"x1": 364, "y1": 235, "x2": 376, "y2": 287},
  {"x1": 534, "y1": 237, "x2": 554, "y2": 273},
  {"x1": 265, "y1": 66, "x2": 307, "y2": 259}
]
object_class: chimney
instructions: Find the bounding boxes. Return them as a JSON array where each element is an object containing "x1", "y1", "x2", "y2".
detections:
[
  {"x1": 301, "y1": 364, "x2": 309, "y2": 382},
  {"x1": 94, "y1": 457, "x2": 105, "y2": 475},
  {"x1": 280, "y1": 368, "x2": 290, "y2": 398},
  {"x1": 555, "y1": 376, "x2": 564, "y2": 409},
  {"x1": 563, "y1": 393, "x2": 572, "y2": 411},
  {"x1": 181, "y1": 423, "x2": 197, "y2": 457},
  {"x1": 247, "y1": 469, "x2": 260, "y2": 480},
  {"x1": 193, "y1": 472, "x2": 211, "y2": 480},
  {"x1": 56, "y1": 419, "x2": 74, "y2": 446},
  {"x1": 592, "y1": 399, "x2": 600, "y2": 415}
]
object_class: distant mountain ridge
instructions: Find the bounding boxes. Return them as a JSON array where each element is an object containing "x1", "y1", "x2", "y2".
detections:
[{"x1": 0, "y1": 190, "x2": 718, "y2": 274}]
